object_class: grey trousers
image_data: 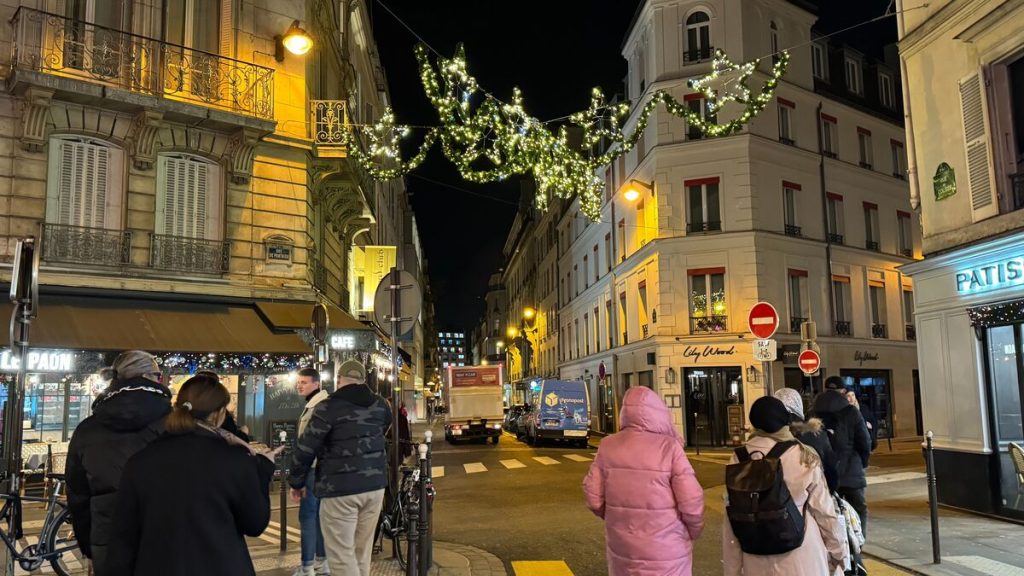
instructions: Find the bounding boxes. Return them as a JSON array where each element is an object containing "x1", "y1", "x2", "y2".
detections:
[{"x1": 320, "y1": 489, "x2": 385, "y2": 576}]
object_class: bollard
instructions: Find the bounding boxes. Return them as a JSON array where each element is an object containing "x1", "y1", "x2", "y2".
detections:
[
  {"x1": 418, "y1": 443, "x2": 430, "y2": 576},
  {"x1": 924, "y1": 431, "x2": 941, "y2": 564},
  {"x1": 279, "y1": 477, "x2": 288, "y2": 553},
  {"x1": 406, "y1": 470, "x2": 420, "y2": 576}
]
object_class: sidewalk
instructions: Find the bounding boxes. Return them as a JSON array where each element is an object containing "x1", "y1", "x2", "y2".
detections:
[{"x1": 251, "y1": 541, "x2": 507, "y2": 576}]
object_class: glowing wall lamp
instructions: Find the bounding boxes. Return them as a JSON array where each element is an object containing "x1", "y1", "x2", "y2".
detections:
[
  {"x1": 623, "y1": 179, "x2": 654, "y2": 202},
  {"x1": 275, "y1": 20, "x2": 313, "y2": 62}
]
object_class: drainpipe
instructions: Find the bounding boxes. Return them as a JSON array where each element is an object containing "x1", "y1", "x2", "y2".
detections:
[
  {"x1": 895, "y1": 0, "x2": 922, "y2": 212},
  {"x1": 817, "y1": 102, "x2": 837, "y2": 338}
]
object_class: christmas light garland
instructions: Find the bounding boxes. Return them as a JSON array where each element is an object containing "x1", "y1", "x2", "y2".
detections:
[
  {"x1": 154, "y1": 352, "x2": 314, "y2": 375},
  {"x1": 344, "y1": 45, "x2": 790, "y2": 220}
]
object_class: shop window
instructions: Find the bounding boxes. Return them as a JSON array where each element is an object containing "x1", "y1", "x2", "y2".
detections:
[
  {"x1": 685, "y1": 367, "x2": 744, "y2": 447},
  {"x1": 686, "y1": 178, "x2": 721, "y2": 233},
  {"x1": 839, "y1": 370, "x2": 892, "y2": 441},
  {"x1": 983, "y1": 323, "x2": 1024, "y2": 511}
]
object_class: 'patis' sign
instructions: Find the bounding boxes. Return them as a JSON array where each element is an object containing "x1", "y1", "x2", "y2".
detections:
[{"x1": 956, "y1": 259, "x2": 1024, "y2": 294}]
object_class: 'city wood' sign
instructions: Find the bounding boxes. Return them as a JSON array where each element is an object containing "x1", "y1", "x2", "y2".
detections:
[
  {"x1": 854, "y1": 351, "x2": 880, "y2": 365},
  {"x1": 955, "y1": 259, "x2": 1024, "y2": 294},
  {"x1": 683, "y1": 345, "x2": 737, "y2": 363}
]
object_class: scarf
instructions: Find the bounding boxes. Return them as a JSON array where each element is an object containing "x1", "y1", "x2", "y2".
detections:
[{"x1": 750, "y1": 427, "x2": 821, "y2": 469}]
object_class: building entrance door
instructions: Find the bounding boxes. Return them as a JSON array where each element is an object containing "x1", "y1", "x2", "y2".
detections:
[
  {"x1": 684, "y1": 367, "x2": 743, "y2": 447},
  {"x1": 598, "y1": 376, "x2": 617, "y2": 433}
]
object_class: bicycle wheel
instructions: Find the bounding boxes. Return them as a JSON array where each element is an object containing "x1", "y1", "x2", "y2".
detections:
[
  {"x1": 43, "y1": 507, "x2": 84, "y2": 576},
  {"x1": 393, "y1": 531, "x2": 406, "y2": 569}
]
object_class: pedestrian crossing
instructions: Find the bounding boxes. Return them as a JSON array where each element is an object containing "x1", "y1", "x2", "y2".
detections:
[{"x1": 431, "y1": 453, "x2": 593, "y2": 479}]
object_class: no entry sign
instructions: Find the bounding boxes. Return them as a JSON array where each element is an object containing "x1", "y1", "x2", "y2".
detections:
[
  {"x1": 748, "y1": 302, "x2": 779, "y2": 339},
  {"x1": 798, "y1": 349, "x2": 821, "y2": 375}
]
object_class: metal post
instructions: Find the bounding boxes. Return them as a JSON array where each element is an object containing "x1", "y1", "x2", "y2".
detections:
[
  {"x1": 389, "y1": 267, "x2": 402, "y2": 499},
  {"x1": 924, "y1": 431, "x2": 941, "y2": 564},
  {"x1": 417, "y1": 443, "x2": 429, "y2": 576},
  {"x1": 279, "y1": 477, "x2": 288, "y2": 553},
  {"x1": 423, "y1": 430, "x2": 433, "y2": 572},
  {"x1": 762, "y1": 360, "x2": 771, "y2": 396},
  {"x1": 405, "y1": 471, "x2": 419, "y2": 576}
]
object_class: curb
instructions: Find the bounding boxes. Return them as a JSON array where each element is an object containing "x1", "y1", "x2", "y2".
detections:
[{"x1": 862, "y1": 551, "x2": 930, "y2": 576}]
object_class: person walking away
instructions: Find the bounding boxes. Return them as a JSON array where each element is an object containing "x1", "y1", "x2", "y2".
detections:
[
  {"x1": 289, "y1": 360, "x2": 391, "y2": 576},
  {"x1": 583, "y1": 387, "x2": 705, "y2": 576},
  {"x1": 848, "y1": 391, "x2": 878, "y2": 452},
  {"x1": 775, "y1": 388, "x2": 839, "y2": 492},
  {"x1": 109, "y1": 373, "x2": 283, "y2": 575},
  {"x1": 723, "y1": 396, "x2": 848, "y2": 575},
  {"x1": 290, "y1": 368, "x2": 331, "y2": 576},
  {"x1": 66, "y1": 351, "x2": 171, "y2": 576}
]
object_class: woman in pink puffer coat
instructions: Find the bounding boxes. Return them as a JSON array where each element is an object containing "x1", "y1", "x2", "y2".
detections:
[{"x1": 583, "y1": 386, "x2": 705, "y2": 576}]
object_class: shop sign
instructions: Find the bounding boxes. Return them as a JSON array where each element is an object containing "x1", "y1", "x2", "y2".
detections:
[
  {"x1": 362, "y1": 246, "x2": 397, "y2": 311},
  {"x1": 0, "y1": 349, "x2": 74, "y2": 372},
  {"x1": 955, "y1": 259, "x2": 1024, "y2": 294},
  {"x1": 780, "y1": 344, "x2": 801, "y2": 365},
  {"x1": 683, "y1": 345, "x2": 736, "y2": 363},
  {"x1": 854, "y1": 351, "x2": 880, "y2": 365},
  {"x1": 328, "y1": 330, "x2": 378, "y2": 351}
]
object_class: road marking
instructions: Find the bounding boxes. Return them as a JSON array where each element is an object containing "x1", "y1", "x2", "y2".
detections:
[
  {"x1": 563, "y1": 454, "x2": 592, "y2": 462},
  {"x1": 866, "y1": 472, "x2": 926, "y2": 485},
  {"x1": 432, "y1": 466, "x2": 445, "y2": 478},
  {"x1": 863, "y1": 558, "x2": 914, "y2": 575},
  {"x1": 501, "y1": 459, "x2": 527, "y2": 469},
  {"x1": 267, "y1": 520, "x2": 302, "y2": 536},
  {"x1": 463, "y1": 462, "x2": 488, "y2": 474},
  {"x1": 533, "y1": 456, "x2": 561, "y2": 466},
  {"x1": 512, "y1": 560, "x2": 574, "y2": 575}
]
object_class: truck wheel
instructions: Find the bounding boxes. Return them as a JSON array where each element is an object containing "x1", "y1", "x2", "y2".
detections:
[{"x1": 491, "y1": 435, "x2": 500, "y2": 445}]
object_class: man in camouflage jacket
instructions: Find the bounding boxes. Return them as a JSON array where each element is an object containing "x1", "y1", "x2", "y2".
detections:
[{"x1": 289, "y1": 359, "x2": 392, "y2": 576}]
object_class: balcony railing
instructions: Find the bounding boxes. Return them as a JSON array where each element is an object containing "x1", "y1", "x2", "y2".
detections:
[
  {"x1": 835, "y1": 320, "x2": 852, "y2": 337},
  {"x1": 790, "y1": 317, "x2": 807, "y2": 333},
  {"x1": 687, "y1": 221, "x2": 722, "y2": 233},
  {"x1": 784, "y1": 224, "x2": 802, "y2": 237},
  {"x1": 691, "y1": 315, "x2": 728, "y2": 334},
  {"x1": 866, "y1": 240, "x2": 880, "y2": 252},
  {"x1": 684, "y1": 47, "x2": 715, "y2": 63},
  {"x1": 11, "y1": 8, "x2": 274, "y2": 120},
  {"x1": 40, "y1": 223, "x2": 131, "y2": 267},
  {"x1": 311, "y1": 100, "x2": 348, "y2": 146},
  {"x1": 150, "y1": 234, "x2": 230, "y2": 274},
  {"x1": 827, "y1": 232, "x2": 844, "y2": 244},
  {"x1": 642, "y1": 324, "x2": 650, "y2": 339},
  {"x1": 906, "y1": 324, "x2": 916, "y2": 341},
  {"x1": 872, "y1": 323, "x2": 888, "y2": 339}
]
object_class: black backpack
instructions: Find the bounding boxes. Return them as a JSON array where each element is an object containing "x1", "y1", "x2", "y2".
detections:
[{"x1": 725, "y1": 440, "x2": 807, "y2": 555}]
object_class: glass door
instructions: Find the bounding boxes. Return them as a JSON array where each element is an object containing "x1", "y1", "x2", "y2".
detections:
[
  {"x1": 839, "y1": 369, "x2": 893, "y2": 441},
  {"x1": 684, "y1": 367, "x2": 743, "y2": 447},
  {"x1": 985, "y1": 324, "x2": 1024, "y2": 512}
]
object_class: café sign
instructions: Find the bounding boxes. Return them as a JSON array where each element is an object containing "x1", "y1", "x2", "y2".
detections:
[
  {"x1": 0, "y1": 349, "x2": 74, "y2": 372},
  {"x1": 956, "y1": 258, "x2": 1024, "y2": 294}
]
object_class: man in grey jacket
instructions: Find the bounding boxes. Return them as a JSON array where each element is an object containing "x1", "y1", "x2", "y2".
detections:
[
  {"x1": 289, "y1": 360, "x2": 391, "y2": 576},
  {"x1": 290, "y1": 367, "x2": 331, "y2": 576}
]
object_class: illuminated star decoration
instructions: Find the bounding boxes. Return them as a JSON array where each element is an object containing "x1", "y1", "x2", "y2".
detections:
[{"x1": 342, "y1": 44, "x2": 790, "y2": 221}]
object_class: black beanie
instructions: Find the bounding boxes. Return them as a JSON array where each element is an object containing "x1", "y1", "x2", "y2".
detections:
[{"x1": 749, "y1": 396, "x2": 791, "y2": 433}]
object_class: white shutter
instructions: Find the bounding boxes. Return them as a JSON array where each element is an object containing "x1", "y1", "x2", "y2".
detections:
[
  {"x1": 219, "y1": 0, "x2": 234, "y2": 57},
  {"x1": 53, "y1": 138, "x2": 108, "y2": 228},
  {"x1": 959, "y1": 73, "x2": 998, "y2": 221},
  {"x1": 159, "y1": 154, "x2": 211, "y2": 239}
]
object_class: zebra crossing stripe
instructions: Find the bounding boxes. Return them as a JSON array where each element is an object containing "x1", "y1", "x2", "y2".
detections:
[
  {"x1": 500, "y1": 459, "x2": 527, "y2": 469},
  {"x1": 463, "y1": 462, "x2": 488, "y2": 474},
  {"x1": 432, "y1": 466, "x2": 445, "y2": 478},
  {"x1": 563, "y1": 454, "x2": 592, "y2": 462},
  {"x1": 512, "y1": 560, "x2": 575, "y2": 575},
  {"x1": 532, "y1": 457, "x2": 561, "y2": 466}
]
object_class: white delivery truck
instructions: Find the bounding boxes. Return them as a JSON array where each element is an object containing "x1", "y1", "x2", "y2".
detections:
[{"x1": 444, "y1": 365, "x2": 504, "y2": 445}]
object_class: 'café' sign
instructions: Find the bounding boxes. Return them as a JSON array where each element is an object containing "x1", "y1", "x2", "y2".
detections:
[
  {"x1": 683, "y1": 345, "x2": 737, "y2": 363},
  {"x1": 0, "y1": 350, "x2": 74, "y2": 372},
  {"x1": 956, "y1": 259, "x2": 1024, "y2": 294}
]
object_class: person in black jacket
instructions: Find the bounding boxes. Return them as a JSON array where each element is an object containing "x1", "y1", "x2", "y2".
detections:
[
  {"x1": 815, "y1": 378, "x2": 872, "y2": 534},
  {"x1": 848, "y1": 390, "x2": 879, "y2": 452},
  {"x1": 775, "y1": 387, "x2": 839, "y2": 492},
  {"x1": 289, "y1": 359, "x2": 391, "y2": 576},
  {"x1": 195, "y1": 371, "x2": 251, "y2": 443},
  {"x1": 109, "y1": 373, "x2": 283, "y2": 576},
  {"x1": 66, "y1": 351, "x2": 171, "y2": 576}
]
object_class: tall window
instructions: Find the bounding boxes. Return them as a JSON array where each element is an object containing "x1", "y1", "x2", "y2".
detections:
[
  {"x1": 689, "y1": 270, "x2": 727, "y2": 333},
  {"x1": 863, "y1": 202, "x2": 880, "y2": 251},
  {"x1": 788, "y1": 270, "x2": 809, "y2": 332},
  {"x1": 617, "y1": 220, "x2": 626, "y2": 262},
  {"x1": 879, "y1": 72, "x2": 895, "y2": 109},
  {"x1": 605, "y1": 233, "x2": 612, "y2": 272},
  {"x1": 826, "y1": 193, "x2": 844, "y2": 243},
  {"x1": 606, "y1": 299, "x2": 613, "y2": 349},
  {"x1": 618, "y1": 292, "x2": 628, "y2": 345},
  {"x1": 594, "y1": 306, "x2": 601, "y2": 352},
  {"x1": 783, "y1": 182, "x2": 800, "y2": 236},
  {"x1": 770, "y1": 22, "x2": 780, "y2": 65},
  {"x1": 637, "y1": 200, "x2": 647, "y2": 246},
  {"x1": 685, "y1": 11, "x2": 712, "y2": 63},
  {"x1": 583, "y1": 257, "x2": 589, "y2": 289},
  {"x1": 858, "y1": 128, "x2": 873, "y2": 168},
  {"x1": 156, "y1": 153, "x2": 222, "y2": 239},
  {"x1": 821, "y1": 114, "x2": 838, "y2": 157},
  {"x1": 897, "y1": 210, "x2": 913, "y2": 257},
  {"x1": 687, "y1": 97, "x2": 716, "y2": 140},
  {"x1": 686, "y1": 178, "x2": 721, "y2": 233},
  {"x1": 833, "y1": 275, "x2": 852, "y2": 336},
  {"x1": 574, "y1": 264, "x2": 579, "y2": 296},
  {"x1": 845, "y1": 56, "x2": 862, "y2": 95},
  {"x1": 583, "y1": 314, "x2": 590, "y2": 356},
  {"x1": 869, "y1": 280, "x2": 888, "y2": 338},
  {"x1": 638, "y1": 281, "x2": 650, "y2": 338},
  {"x1": 891, "y1": 140, "x2": 906, "y2": 179},
  {"x1": 593, "y1": 245, "x2": 599, "y2": 281},
  {"x1": 46, "y1": 136, "x2": 124, "y2": 230},
  {"x1": 903, "y1": 288, "x2": 915, "y2": 340},
  {"x1": 778, "y1": 99, "x2": 795, "y2": 144},
  {"x1": 165, "y1": 0, "x2": 224, "y2": 98},
  {"x1": 811, "y1": 42, "x2": 827, "y2": 80}
]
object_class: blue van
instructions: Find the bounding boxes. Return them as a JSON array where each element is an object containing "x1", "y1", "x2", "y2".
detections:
[{"x1": 522, "y1": 380, "x2": 590, "y2": 448}]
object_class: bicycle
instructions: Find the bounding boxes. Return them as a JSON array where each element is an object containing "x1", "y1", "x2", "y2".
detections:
[
  {"x1": 373, "y1": 465, "x2": 418, "y2": 569},
  {"x1": 0, "y1": 469, "x2": 81, "y2": 576}
]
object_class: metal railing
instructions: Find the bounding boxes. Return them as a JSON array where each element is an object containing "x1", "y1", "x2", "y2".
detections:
[
  {"x1": 690, "y1": 315, "x2": 727, "y2": 333},
  {"x1": 40, "y1": 223, "x2": 131, "y2": 267},
  {"x1": 872, "y1": 323, "x2": 888, "y2": 339},
  {"x1": 311, "y1": 100, "x2": 348, "y2": 145},
  {"x1": 150, "y1": 233, "x2": 230, "y2": 274},
  {"x1": 866, "y1": 240, "x2": 880, "y2": 251},
  {"x1": 1012, "y1": 174, "x2": 1024, "y2": 210},
  {"x1": 641, "y1": 324, "x2": 649, "y2": 339},
  {"x1": 906, "y1": 324, "x2": 916, "y2": 341},
  {"x1": 834, "y1": 320, "x2": 852, "y2": 337},
  {"x1": 790, "y1": 317, "x2": 807, "y2": 333},
  {"x1": 784, "y1": 224, "x2": 802, "y2": 237},
  {"x1": 900, "y1": 247, "x2": 913, "y2": 258},
  {"x1": 11, "y1": 8, "x2": 274, "y2": 120},
  {"x1": 683, "y1": 47, "x2": 715, "y2": 63},
  {"x1": 827, "y1": 232, "x2": 844, "y2": 244},
  {"x1": 687, "y1": 221, "x2": 722, "y2": 233}
]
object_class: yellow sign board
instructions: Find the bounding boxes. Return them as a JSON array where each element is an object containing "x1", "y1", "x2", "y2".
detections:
[{"x1": 363, "y1": 246, "x2": 397, "y2": 311}]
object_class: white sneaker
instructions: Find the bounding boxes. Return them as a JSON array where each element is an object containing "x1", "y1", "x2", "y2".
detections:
[
  {"x1": 291, "y1": 566, "x2": 313, "y2": 576},
  {"x1": 314, "y1": 558, "x2": 331, "y2": 575}
]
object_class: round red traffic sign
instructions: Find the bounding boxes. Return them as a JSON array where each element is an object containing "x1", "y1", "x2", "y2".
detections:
[
  {"x1": 747, "y1": 302, "x2": 780, "y2": 339},
  {"x1": 798, "y1": 349, "x2": 821, "y2": 375}
]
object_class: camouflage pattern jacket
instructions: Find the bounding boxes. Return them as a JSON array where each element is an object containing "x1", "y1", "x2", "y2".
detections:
[{"x1": 287, "y1": 383, "x2": 392, "y2": 498}]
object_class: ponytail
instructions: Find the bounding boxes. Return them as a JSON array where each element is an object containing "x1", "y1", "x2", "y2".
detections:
[{"x1": 165, "y1": 373, "x2": 230, "y2": 435}]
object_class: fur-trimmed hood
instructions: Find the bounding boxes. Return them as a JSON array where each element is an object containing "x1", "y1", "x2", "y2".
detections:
[{"x1": 791, "y1": 417, "x2": 824, "y2": 436}]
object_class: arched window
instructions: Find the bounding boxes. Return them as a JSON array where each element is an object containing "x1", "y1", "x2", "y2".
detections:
[
  {"x1": 770, "y1": 21, "x2": 780, "y2": 64},
  {"x1": 46, "y1": 136, "x2": 125, "y2": 230},
  {"x1": 685, "y1": 11, "x2": 712, "y2": 63}
]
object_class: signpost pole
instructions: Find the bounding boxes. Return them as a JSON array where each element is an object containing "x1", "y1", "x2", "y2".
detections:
[{"x1": 388, "y1": 267, "x2": 402, "y2": 504}]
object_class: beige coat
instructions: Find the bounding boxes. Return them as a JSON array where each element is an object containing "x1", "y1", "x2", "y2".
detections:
[
  {"x1": 298, "y1": 389, "x2": 330, "y2": 437},
  {"x1": 722, "y1": 435, "x2": 848, "y2": 576}
]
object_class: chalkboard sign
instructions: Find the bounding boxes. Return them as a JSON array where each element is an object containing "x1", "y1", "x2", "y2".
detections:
[{"x1": 270, "y1": 420, "x2": 297, "y2": 470}]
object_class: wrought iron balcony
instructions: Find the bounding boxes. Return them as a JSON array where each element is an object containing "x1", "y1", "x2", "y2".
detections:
[
  {"x1": 790, "y1": 317, "x2": 807, "y2": 333},
  {"x1": 11, "y1": 8, "x2": 274, "y2": 120},
  {"x1": 40, "y1": 223, "x2": 131, "y2": 267},
  {"x1": 872, "y1": 323, "x2": 888, "y2": 339},
  {"x1": 866, "y1": 240, "x2": 881, "y2": 252},
  {"x1": 690, "y1": 315, "x2": 728, "y2": 334},
  {"x1": 642, "y1": 324, "x2": 650, "y2": 339},
  {"x1": 827, "y1": 232, "x2": 844, "y2": 244},
  {"x1": 834, "y1": 320, "x2": 852, "y2": 337},
  {"x1": 150, "y1": 234, "x2": 230, "y2": 274},
  {"x1": 906, "y1": 324, "x2": 916, "y2": 341},
  {"x1": 687, "y1": 221, "x2": 722, "y2": 233},
  {"x1": 784, "y1": 224, "x2": 802, "y2": 237},
  {"x1": 311, "y1": 100, "x2": 348, "y2": 146},
  {"x1": 684, "y1": 47, "x2": 715, "y2": 63}
]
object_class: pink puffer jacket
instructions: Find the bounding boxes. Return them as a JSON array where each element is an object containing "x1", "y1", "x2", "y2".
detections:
[{"x1": 583, "y1": 387, "x2": 705, "y2": 576}]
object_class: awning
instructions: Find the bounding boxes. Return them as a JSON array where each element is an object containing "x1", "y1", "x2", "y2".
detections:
[
  {"x1": 255, "y1": 301, "x2": 370, "y2": 332},
  {"x1": 1, "y1": 295, "x2": 310, "y2": 354}
]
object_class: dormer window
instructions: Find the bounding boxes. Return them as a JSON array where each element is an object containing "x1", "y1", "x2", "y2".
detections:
[{"x1": 845, "y1": 55, "x2": 863, "y2": 96}]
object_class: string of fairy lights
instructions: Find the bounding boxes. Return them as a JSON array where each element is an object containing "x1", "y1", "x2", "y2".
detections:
[{"x1": 342, "y1": 44, "x2": 790, "y2": 221}]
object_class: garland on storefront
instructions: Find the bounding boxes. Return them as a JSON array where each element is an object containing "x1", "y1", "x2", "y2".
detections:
[
  {"x1": 344, "y1": 45, "x2": 789, "y2": 220},
  {"x1": 154, "y1": 353, "x2": 314, "y2": 375},
  {"x1": 967, "y1": 300, "x2": 1024, "y2": 329}
]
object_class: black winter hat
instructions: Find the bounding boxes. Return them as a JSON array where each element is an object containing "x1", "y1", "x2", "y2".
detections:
[{"x1": 749, "y1": 396, "x2": 791, "y2": 433}]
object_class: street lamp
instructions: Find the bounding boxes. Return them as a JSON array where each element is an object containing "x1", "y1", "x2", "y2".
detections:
[
  {"x1": 624, "y1": 179, "x2": 654, "y2": 201},
  {"x1": 275, "y1": 20, "x2": 313, "y2": 62},
  {"x1": 507, "y1": 327, "x2": 519, "y2": 339},
  {"x1": 523, "y1": 307, "x2": 536, "y2": 320}
]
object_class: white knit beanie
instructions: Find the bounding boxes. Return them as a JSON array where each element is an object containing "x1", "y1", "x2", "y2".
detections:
[{"x1": 773, "y1": 387, "x2": 805, "y2": 421}]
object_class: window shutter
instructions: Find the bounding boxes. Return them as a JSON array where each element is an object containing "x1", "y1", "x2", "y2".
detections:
[
  {"x1": 54, "y1": 139, "x2": 108, "y2": 228},
  {"x1": 220, "y1": 0, "x2": 234, "y2": 57},
  {"x1": 959, "y1": 73, "x2": 997, "y2": 221}
]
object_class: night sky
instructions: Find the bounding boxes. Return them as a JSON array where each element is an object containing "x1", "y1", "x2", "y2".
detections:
[{"x1": 371, "y1": 0, "x2": 895, "y2": 334}]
